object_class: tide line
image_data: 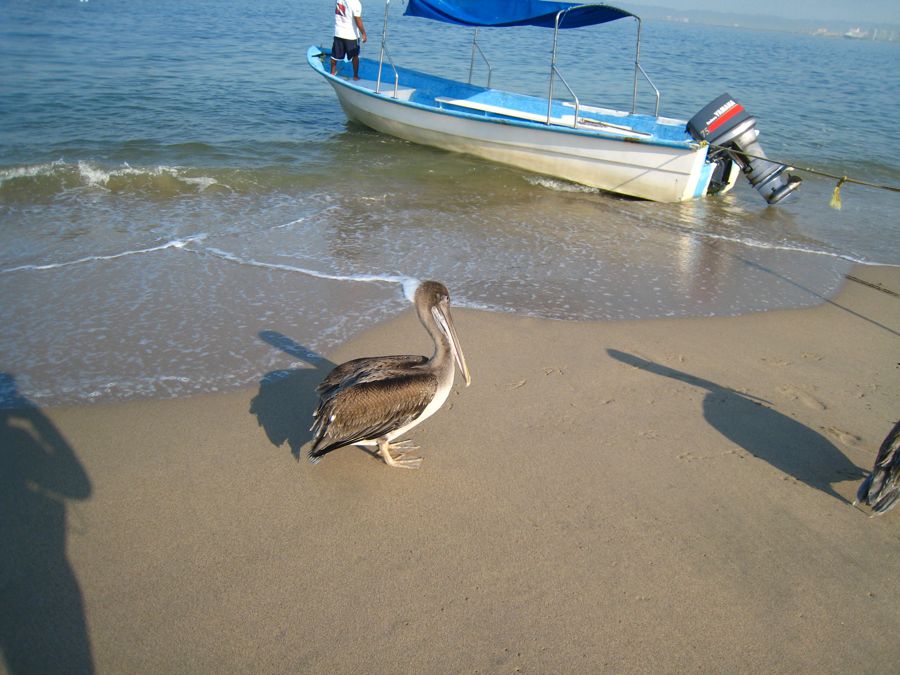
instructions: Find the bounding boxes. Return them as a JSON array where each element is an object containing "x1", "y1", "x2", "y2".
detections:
[
  {"x1": 690, "y1": 229, "x2": 868, "y2": 264},
  {"x1": 1, "y1": 234, "x2": 208, "y2": 274},
  {"x1": 1, "y1": 233, "x2": 421, "y2": 302},
  {"x1": 642, "y1": 218, "x2": 872, "y2": 265},
  {"x1": 201, "y1": 246, "x2": 420, "y2": 301}
]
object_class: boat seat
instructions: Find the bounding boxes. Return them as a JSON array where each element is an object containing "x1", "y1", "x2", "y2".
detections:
[
  {"x1": 563, "y1": 102, "x2": 686, "y2": 129},
  {"x1": 353, "y1": 78, "x2": 417, "y2": 100},
  {"x1": 434, "y1": 96, "x2": 649, "y2": 136},
  {"x1": 436, "y1": 96, "x2": 558, "y2": 123}
]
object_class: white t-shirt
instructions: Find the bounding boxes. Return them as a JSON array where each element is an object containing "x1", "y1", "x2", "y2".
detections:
[{"x1": 334, "y1": 0, "x2": 362, "y2": 40}]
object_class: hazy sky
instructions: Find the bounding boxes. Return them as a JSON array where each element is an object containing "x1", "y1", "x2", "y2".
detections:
[{"x1": 629, "y1": 0, "x2": 900, "y2": 24}]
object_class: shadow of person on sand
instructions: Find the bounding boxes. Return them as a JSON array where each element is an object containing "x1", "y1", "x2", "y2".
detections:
[
  {"x1": 0, "y1": 373, "x2": 94, "y2": 674},
  {"x1": 249, "y1": 331, "x2": 336, "y2": 461},
  {"x1": 606, "y1": 350, "x2": 865, "y2": 504}
]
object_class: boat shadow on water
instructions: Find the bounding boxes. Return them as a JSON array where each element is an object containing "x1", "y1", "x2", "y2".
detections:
[
  {"x1": 249, "y1": 331, "x2": 336, "y2": 461},
  {"x1": 606, "y1": 350, "x2": 865, "y2": 504}
]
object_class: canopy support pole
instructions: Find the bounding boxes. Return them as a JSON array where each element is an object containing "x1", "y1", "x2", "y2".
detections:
[
  {"x1": 376, "y1": 0, "x2": 390, "y2": 91},
  {"x1": 376, "y1": 0, "x2": 399, "y2": 97}
]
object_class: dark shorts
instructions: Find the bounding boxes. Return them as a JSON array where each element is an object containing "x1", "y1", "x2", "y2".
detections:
[{"x1": 331, "y1": 37, "x2": 360, "y2": 61}]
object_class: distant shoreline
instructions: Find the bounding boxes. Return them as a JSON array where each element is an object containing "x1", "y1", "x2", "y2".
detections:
[{"x1": 627, "y1": 2, "x2": 900, "y2": 42}]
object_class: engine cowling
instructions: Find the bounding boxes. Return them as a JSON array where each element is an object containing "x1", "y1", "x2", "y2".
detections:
[{"x1": 688, "y1": 93, "x2": 801, "y2": 204}]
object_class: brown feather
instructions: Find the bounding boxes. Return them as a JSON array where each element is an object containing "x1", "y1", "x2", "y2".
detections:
[
  {"x1": 315, "y1": 355, "x2": 427, "y2": 398},
  {"x1": 310, "y1": 370, "x2": 437, "y2": 458}
]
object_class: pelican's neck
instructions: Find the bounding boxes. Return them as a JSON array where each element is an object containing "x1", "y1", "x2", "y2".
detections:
[{"x1": 422, "y1": 308, "x2": 455, "y2": 378}]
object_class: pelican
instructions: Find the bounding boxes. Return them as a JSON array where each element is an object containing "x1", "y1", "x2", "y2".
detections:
[
  {"x1": 309, "y1": 280, "x2": 471, "y2": 469},
  {"x1": 855, "y1": 420, "x2": 900, "y2": 515}
]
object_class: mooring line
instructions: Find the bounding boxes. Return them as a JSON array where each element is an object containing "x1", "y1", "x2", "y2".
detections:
[
  {"x1": 845, "y1": 274, "x2": 900, "y2": 298},
  {"x1": 707, "y1": 142, "x2": 900, "y2": 209}
]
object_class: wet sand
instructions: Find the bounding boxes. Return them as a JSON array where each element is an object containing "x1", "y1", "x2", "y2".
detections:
[{"x1": 3, "y1": 264, "x2": 898, "y2": 672}]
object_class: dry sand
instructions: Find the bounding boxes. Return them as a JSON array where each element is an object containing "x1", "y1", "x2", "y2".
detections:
[{"x1": 3, "y1": 265, "x2": 899, "y2": 673}]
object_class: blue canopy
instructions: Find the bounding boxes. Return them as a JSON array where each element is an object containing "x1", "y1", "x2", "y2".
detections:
[{"x1": 403, "y1": 0, "x2": 636, "y2": 29}]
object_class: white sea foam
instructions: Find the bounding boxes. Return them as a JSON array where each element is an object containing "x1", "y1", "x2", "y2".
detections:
[
  {"x1": 77, "y1": 160, "x2": 119, "y2": 188},
  {"x1": 525, "y1": 175, "x2": 602, "y2": 194},
  {"x1": 1, "y1": 159, "x2": 223, "y2": 193},
  {"x1": 272, "y1": 217, "x2": 307, "y2": 230},
  {"x1": 271, "y1": 204, "x2": 342, "y2": 230},
  {"x1": 181, "y1": 175, "x2": 220, "y2": 191},
  {"x1": 1, "y1": 234, "x2": 208, "y2": 274},
  {"x1": 201, "y1": 246, "x2": 419, "y2": 301},
  {"x1": 401, "y1": 277, "x2": 420, "y2": 302},
  {"x1": 0, "y1": 160, "x2": 66, "y2": 185},
  {"x1": 668, "y1": 225, "x2": 871, "y2": 265},
  {"x1": 72, "y1": 161, "x2": 220, "y2": 191}
]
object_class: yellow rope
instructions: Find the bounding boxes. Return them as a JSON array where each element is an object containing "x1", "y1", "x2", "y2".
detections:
[{"x1": 829, "y1": 177, "x2": 846, "y2": 210}]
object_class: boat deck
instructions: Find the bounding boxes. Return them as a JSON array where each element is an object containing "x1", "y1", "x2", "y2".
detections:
[
  {"x1": 432, "y1": 96, "x2": 651, "y2": 137},
  {"x1": 326, "y1": 52, "x2": 695, "y2": 146}
]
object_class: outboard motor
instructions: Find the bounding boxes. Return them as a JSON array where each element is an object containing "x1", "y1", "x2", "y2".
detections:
[{"x1": 688, "y1": 94, "x2": 801, "y2": 204}]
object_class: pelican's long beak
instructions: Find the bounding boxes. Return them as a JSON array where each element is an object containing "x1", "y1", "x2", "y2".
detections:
[{"x1": 432, "y1": 303, "x2": 471, "y2": 386}]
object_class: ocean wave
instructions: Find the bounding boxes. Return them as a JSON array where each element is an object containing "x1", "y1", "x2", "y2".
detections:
[
  {"x1": 0, "y1": 160, "x2": 68, "y2": 182},
  {"x1": 0, "y1": 160, "x2": 230, "y2": 200}
]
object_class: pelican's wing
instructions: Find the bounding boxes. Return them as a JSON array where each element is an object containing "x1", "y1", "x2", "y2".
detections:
[
  {"x1": 315, "y1": 355, "x2": 427, "y2": 398},
  {"x1": 310, "y1": 371, "x2": 437, "y2": 460}
]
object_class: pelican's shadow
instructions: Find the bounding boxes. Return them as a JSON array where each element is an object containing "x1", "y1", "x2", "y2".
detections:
[
  {"x1": 607, "y1": 350, "x2": 864, "y2": 503},
  {"x1": 250, "y1": 331, "x2": 336, "y2": 460}
]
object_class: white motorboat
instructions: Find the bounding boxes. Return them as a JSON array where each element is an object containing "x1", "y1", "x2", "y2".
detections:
[{"x1": 308, "y1": 0, "x2": 801, "y2": 204}]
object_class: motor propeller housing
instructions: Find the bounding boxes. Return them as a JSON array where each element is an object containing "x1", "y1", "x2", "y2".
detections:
[{"x1": 688, "y1": 93, "x2": 801, "y2": 204}]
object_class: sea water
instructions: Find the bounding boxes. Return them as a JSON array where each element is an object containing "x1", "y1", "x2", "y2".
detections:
[{"x1": 1, "y1": 0, "x2": 898, "y2": 407}]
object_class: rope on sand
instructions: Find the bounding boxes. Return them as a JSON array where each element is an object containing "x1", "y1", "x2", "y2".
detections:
[{"x1": 845, "y1": 275, "x2": 900, "y2": 299}]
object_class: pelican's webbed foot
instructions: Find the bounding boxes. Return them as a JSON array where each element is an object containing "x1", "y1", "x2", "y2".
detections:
[{"x1": 377, "y1": 438, "x2": 423, "y2": 469}]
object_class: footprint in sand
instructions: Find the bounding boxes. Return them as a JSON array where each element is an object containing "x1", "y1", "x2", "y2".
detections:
[
  {"x1": 677, "y1": 449, "x2": 748, "y2": 462},
  {"x1": 822, "y1": 426, "x2": 862, "y2": 447},
  {"x1": 778, "y1": 385, "x2": 827, "y2": 411},
  {"x1": 762, "y1": 357, "x2": 793, "y2": 367}
]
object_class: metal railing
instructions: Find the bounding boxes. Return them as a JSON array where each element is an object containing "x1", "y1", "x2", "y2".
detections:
[
  {"x1": 467, "y1": 28, "x2": 493, "y2": 88},
  {"x1": 631, "y1": 18, "x2": 660, "y2": 116},
  {"x1": 548, "y1": 65, "x2": 580, "y2": 127},
  {"x1": 547, "y1": 11, "x2": 661, "y2": 126},
  {"x1": 636, "y1": 63, "x2": 660, "y2": 117},
  {"x1": 375, "y1": 42, "x2": 400, "y2": 97}
]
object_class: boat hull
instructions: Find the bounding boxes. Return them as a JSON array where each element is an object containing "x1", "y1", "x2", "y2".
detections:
[{"x1": 310, "y1": 49, "x2": 717, "y2": 203}]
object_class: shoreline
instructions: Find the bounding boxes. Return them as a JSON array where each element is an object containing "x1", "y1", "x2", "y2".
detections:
[
  {"x1": 4, "y1": 263, "x2": 898, "y2": 672},
  {"x1": 13, "y1": 259, "x2": 899, "y2": 412}
]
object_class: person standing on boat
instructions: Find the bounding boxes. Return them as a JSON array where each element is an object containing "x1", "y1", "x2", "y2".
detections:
[{"x1": 331, "y1": 0, "x2": 367, "y2": 80}]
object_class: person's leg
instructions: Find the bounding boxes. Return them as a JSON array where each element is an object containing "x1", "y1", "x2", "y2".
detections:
[
  {"x1": 348, "y1": 39, "x2": 361, "y2": 80},
  {"x1": 330, "y1": 37, "x2": 344, "y2": 76}
]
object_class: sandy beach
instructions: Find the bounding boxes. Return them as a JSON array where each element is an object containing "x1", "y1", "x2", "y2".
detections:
[{"x1": 3, "y1": 264, "x2": 898, "y2": 673}]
